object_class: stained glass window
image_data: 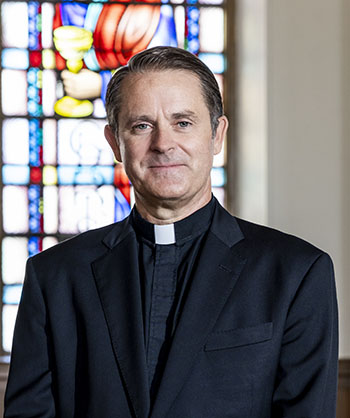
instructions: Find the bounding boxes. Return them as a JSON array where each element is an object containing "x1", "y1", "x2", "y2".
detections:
[{"x1": 0, "y1": 0, "x2": 226, "y2": 353}]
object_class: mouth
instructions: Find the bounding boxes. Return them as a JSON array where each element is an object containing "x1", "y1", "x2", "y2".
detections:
[{"x1": 149, "y1": 164, "x2": 185, "y2": 169}]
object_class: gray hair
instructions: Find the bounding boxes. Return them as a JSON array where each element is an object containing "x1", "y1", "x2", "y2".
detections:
[{"x1": 105, "y1": 46, "x2": 223, "y2": 136}]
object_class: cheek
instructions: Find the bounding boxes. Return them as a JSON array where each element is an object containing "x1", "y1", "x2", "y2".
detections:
[
  {"x1": 192, "y1": 142, "x2": 214, "y2": 165},
  {"x1": 120, "y1": 143, "x2": 142, "y2": 165},
  {"x1": 122, "y1": 147, "x2": 148, "y2": 179}
]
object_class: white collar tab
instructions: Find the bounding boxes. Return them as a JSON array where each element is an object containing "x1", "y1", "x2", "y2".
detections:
[{"x1": 154, "y1": 223, "x2": 176, "y2": 245}]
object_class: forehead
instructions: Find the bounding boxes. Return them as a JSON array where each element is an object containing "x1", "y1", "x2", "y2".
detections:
[{"x1": 119, "y1": 70, "x2": 207, "y2": 113}]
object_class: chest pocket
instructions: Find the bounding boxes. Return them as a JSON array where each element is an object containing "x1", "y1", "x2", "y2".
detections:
[{"x1": 204, "y1": 322, "x2": 273, "y2": 351}]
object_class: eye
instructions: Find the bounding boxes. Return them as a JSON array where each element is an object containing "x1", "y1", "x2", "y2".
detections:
[
  {"x1": 177, "y1": 121, "x2": 191, "y2": 128},
  {"x1": 132, "y1": 123, "x2": 151, "y2": 132}
]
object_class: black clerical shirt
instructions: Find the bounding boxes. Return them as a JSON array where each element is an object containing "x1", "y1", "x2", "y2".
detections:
[{"x1": 130, "y1": 197, "x2": 216, "y2": 404}]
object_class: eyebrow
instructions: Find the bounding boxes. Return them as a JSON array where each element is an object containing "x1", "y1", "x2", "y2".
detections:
[
  {"x1": 124, "y1": 115, "x2": 154, "y2": 128},
  {"x1": 171, "y1": 110, "x2": 199, "y2": 121},
  {"x1": 124, "y1": 110, "x2": 199, "y2": 128}
]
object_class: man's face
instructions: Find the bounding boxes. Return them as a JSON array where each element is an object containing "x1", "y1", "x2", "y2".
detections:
[{"x1": 105, "y1": 70, "x2": 228, "y2": 212}]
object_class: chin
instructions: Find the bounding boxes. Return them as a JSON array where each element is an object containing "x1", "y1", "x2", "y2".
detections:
[{"x1": 148, "y1": 187, "x2": 189, "y2": 202}]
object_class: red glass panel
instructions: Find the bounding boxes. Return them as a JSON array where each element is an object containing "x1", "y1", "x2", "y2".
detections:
[
  {"x1": 30, "y1": 167, "x2": 42, "y2": 184},
  {"x1": 114, "y1": 164, "x2": 130, "y2": 203},
  {"x1": 29, "y1": 51, "x2": 42, "y2": 67}
]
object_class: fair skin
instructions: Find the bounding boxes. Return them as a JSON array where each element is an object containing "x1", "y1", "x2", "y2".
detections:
[{"x1": 104, "y1": 70, "x2": 228, "y2": 224}]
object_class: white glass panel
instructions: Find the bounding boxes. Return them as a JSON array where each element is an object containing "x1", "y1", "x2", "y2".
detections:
[
  {"x1": 41, "y1": 2, "x2": 54, "y2": 49},
  {"x1": 43, "y1": 119, "x2": 57, "y2": 165},
  {"x1": 1, "y1": 2, "x2": 28, "y2": 48},
  {"x1": 212, "y1": 187, "x2": 224, "y2": 206},
  {"x1": 199, "y1": 0, "x2": 223, "y2": 4},
  {"x1": 130, "y1": 186, "x2": 135, "y2": 208},
  {"x1": 2, "y1": 237, "x2": 28, "y2": 285},
  {"x1": 213, "y1": 145, "x2": 225, "y2": 167},
  {"x1": 43, "y1": 237, "x2": 58, "y2": 251},
  {"x1": 93, "y1": 98, "x2": 107, "y2": 119},
  {"x1": 174, "y1": 7, "x2": 185, "y2": 49},
  {"x1": 2, "y1": 118, "x2": 29, "y2": 164},
  {"x1": 57, "y1": 119, "x2": 113, "y2": 165},
  {"x1": 199, "y1": 8, "x2": 224, "y2": 53},
  {"x1": 43, "y1": 186, "x2": 58, "y2": 234},
  {"x1": 1, "y1": 70, "x2": 27, "y2": 116},
  {"x1": 3, "y1": 304, "x2": 18, "y2": 352},
  {"x1": 3, "y1": 186, "x2": 28, "y2": 233},
  {"x1": 59, "y1": 185, "x2": 115, "y2": 234},
  {"x1": 42, "y1": 70, "x2": 57, "y2": 116},
  {"x1": 214, "y1": 73, "x2": 224, "y2": 98}
]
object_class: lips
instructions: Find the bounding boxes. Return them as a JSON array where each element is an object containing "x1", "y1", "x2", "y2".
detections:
[{"x1": 149, "y1": 164, "x2": 184, "y2": 168}]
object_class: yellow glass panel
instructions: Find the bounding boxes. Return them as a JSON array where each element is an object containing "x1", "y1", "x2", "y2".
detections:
[
  {"x1": 42, "y1": 49, "x2": 56, "y2": 69},
  {"x1": 43, "y1": 165, "x2": 57, "y2": 185}
]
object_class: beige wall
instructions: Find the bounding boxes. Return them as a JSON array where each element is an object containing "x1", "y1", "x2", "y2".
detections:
[{"x1": 235, "y1": 0, "x2": 350, "y2": 357}]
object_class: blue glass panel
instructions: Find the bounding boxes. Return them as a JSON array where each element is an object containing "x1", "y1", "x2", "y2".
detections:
[
  {"x1": 59, "y1": 3, "x2": 88, "y2": 28},
  {"x1": 3, "y1": 285, "x2": 23, "y2": 305},
  {"x1": 148, "y1": 5, "x2": 178, "y2": 48},
  {"x1": 198, "y1": 52, "x2": 224, "y2": 74},
  {"x1": 27, "y1": 69, "x2": 42, "y2": 117},
  {"x1": 2, "y1": 49, "x2": 29, "y2": 70},
  {"x1": 28, "y1": 236, "x2": 41, "y2": 257},
  {"x1": 187, "y1": 6, "x2": 199, "y2": 54},
  {"x1": 211, "y1": 166, "x2": 225, "y2": 187},
  {"x1": 29, "y1": 119, "x2": 41, "y2": 166},
  {"x1": 28, "y1": 185, "x2": 41, "y2": 233},
  {"x1": 28, "y1": 2, "x2": 40, "y2": 50},
  {"x1": 57, "y1": 166, "x2": 114, "y2": 185},
  {"x1": 84, "y1": 3, "x2": 103, "y2": 34},
  {"x1": 2, "y1": 165, "x2": 30, "y2": 185},
  {"x1": 114, "y1": 188, "x2": 131, "y2": 222}
]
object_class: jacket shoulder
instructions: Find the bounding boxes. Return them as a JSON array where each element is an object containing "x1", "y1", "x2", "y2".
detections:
[
  {"x1": 234, "y1": 215, "x2": 327, "y2": 261},
  {"x1": 31, "y1": 216, "x2": 130, "y2": 267}
]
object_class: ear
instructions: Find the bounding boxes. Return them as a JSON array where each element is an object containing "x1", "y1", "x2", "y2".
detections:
[
  {"x1": 213, "y1": 115, "x2": 229, "y2": 155},
  {"x1": 104, "y1": 125, "x2": 122, "y2": 162}
]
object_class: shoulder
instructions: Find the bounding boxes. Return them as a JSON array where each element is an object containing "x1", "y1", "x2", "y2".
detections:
[
  {"x1": 234, "y1": 216, "x2": 334, "y2": 284},
  {"x1": 30, "y1": 216, "x2": 130, "y2": 269},
  {"x1": 214, "y1": 202, "x2": 329, "y2": 266},
  {"x1": 217, "y1": 209, "x2": 335, "y2": 305},
  {"x1": 237, "y1": 216, "x2": 323, "y2": 256}
]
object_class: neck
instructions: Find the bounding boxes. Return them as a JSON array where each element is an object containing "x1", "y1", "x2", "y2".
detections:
[{"x1": 134, "y1": 192, "x2": 212, "y2": 225}]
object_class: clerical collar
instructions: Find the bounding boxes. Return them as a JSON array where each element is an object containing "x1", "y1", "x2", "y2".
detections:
[{"x1": 131, "y1": 196, "x2": 216, "y2": 245}]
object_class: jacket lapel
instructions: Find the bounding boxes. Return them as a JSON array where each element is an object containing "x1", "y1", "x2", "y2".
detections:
[
  {"x1": 92, "y1": 219, "x2": 150, "y2": 418},
  {"x1": 150, "y1": 205, "x2": 247, "y2": 418}
]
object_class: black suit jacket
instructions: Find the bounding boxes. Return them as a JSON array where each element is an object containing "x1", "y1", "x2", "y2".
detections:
[{"x1": 4, "y1": 202, "x2": 338, "y2": 418}]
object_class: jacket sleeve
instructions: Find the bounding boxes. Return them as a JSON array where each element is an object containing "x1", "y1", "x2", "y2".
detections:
[
  {"x1": 272, "y1": 253, "x2": 338, "y2": 417},
  {"x1": 4, "y1": 257, "x2": 56, "y2": 418}
]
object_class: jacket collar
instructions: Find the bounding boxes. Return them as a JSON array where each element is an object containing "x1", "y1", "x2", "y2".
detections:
[{"x1": 92, "y1": 217, "x2": 150, "y2": 418}]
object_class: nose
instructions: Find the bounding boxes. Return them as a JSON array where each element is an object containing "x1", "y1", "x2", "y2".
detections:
[{"x1": 150, "y1": 125, "x2": 175, "y2": 153}]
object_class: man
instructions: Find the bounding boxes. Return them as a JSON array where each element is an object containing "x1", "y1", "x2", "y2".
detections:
[{"x1": 5, "y1": 47, "x2": 338, "y2": 417}]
